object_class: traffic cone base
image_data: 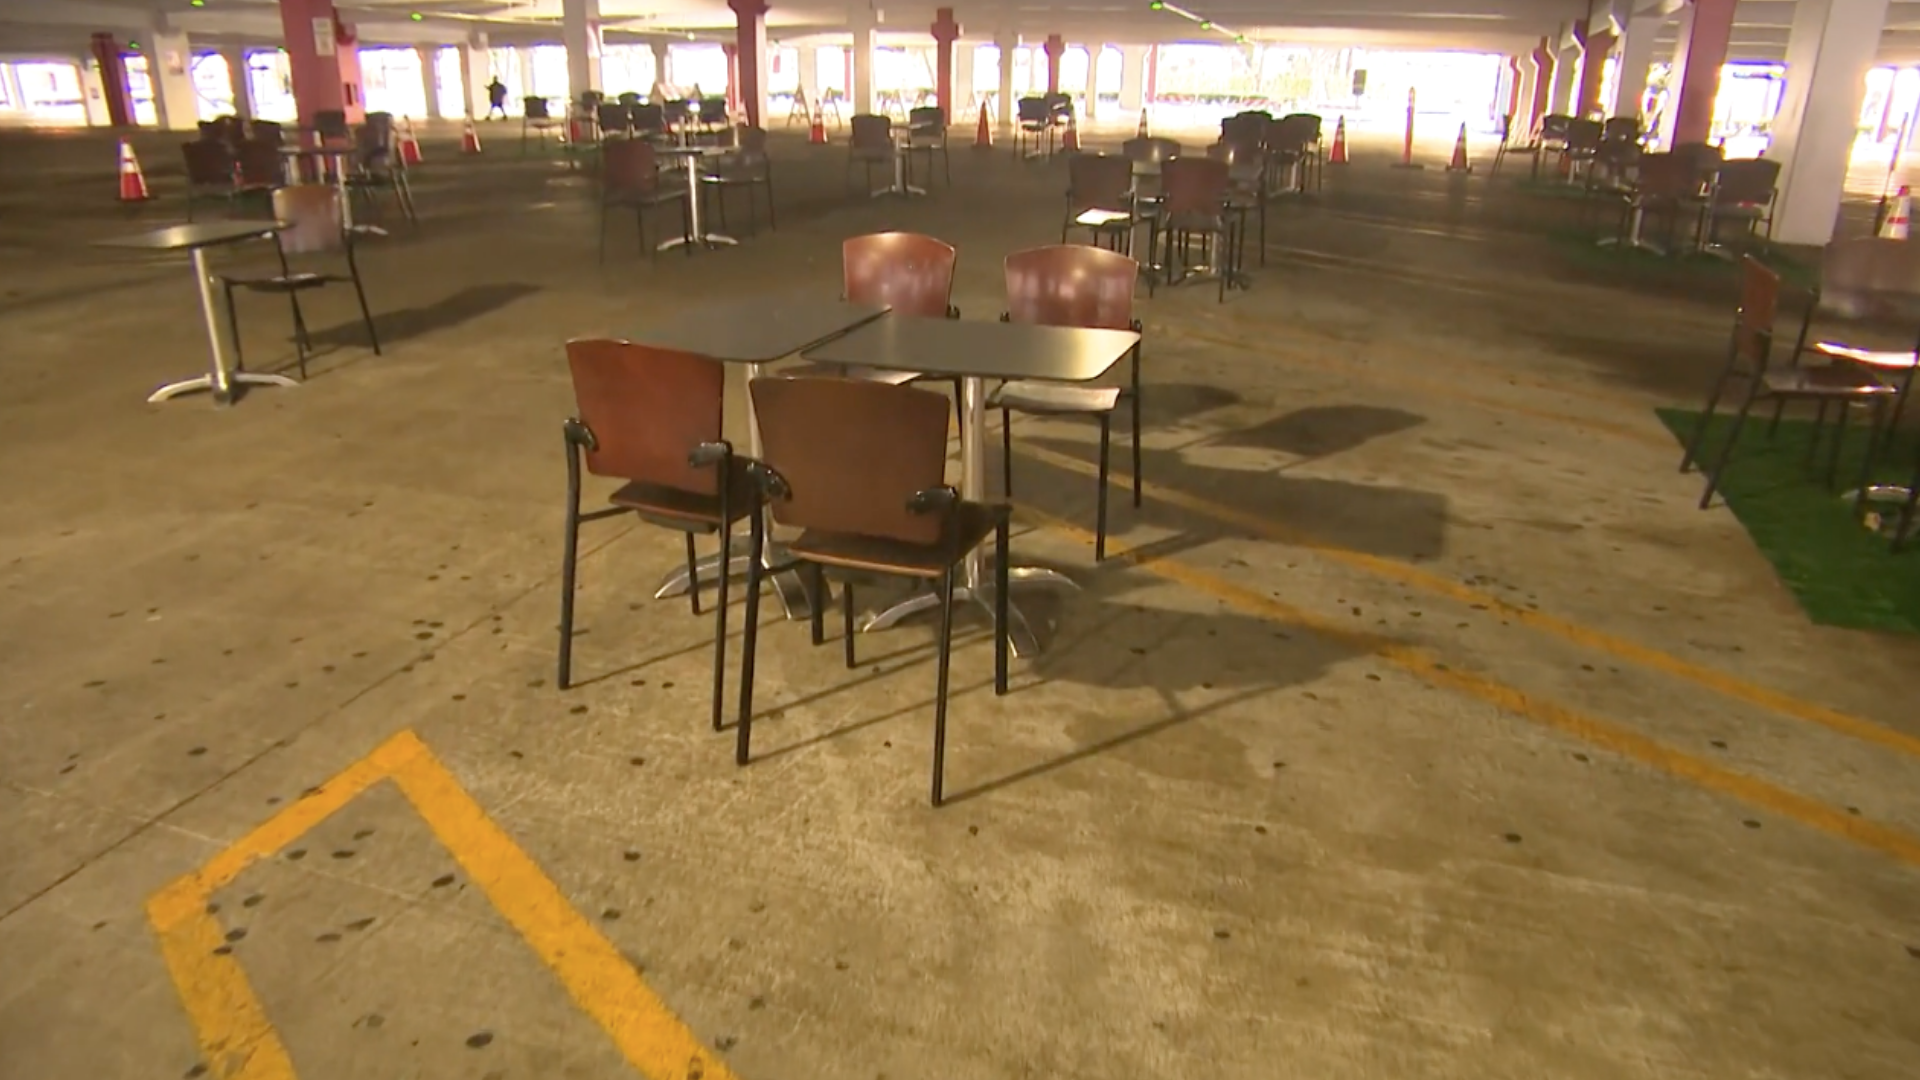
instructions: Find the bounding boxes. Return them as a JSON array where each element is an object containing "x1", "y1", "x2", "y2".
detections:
[
  {"x1": 462, "y1": 119, "x2": 482, "y2": 154},
  {"x1": 972, "y1": 102, "x2": 992, "y2": 150},
  {"x1": 1883, "y1": 185, "x2": 1911, "y2": 239},
  {"x1": 1328, "y1": 116, "x2": 1348, "y2": 165},
  {"x1": 1447, "y1": 122, "x2": 1471, "y2": 172},
  {"x1": 1063, "y1": 117, "x2": 1080, "y2": 153},
  {"x1": 399, "y1": 117, "x2": 424, "y2": 166},
  {"x1": 117, "y1": 139, "x2": 150, "y2": 202},
  {"x1": 809, "y1": 109, "x2": 827, "y2": 144}
]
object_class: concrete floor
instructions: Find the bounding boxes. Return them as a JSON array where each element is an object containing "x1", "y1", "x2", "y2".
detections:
[{"x1": 2, "y1": 121, "x2": 1918, "y2": 1080}]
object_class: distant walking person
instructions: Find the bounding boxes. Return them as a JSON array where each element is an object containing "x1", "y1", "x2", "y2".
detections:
[{"x1": 486, "y1": 76, "x2": 508, "y2": 120}]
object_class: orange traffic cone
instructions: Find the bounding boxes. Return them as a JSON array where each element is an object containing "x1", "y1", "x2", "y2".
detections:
[
  {"x1": 1063, "y1": 113, "x2": 1080, "y2": 152},
  {"x1": 1136, "y1": 109, "x2": 1149, "y2": 139},
  {"x1": 808, "y1": 105, "x2": 827, "y2": 145},
  {"x1": 1328, "y1": 116, "x2": 1348, "y2": 165},
  {"x1": 399, "y1": 117, "x2": 423, "y2": 166},
  {"x1": 117, "y1": 139, "x2": 150, "y2": 202},
  {"x1": 461, "y1": 118, "x2": 482, "y2": 154},
  {"x1": 1447, "y1": 122, "x2": 1470, "y2": 172},
  {"x1": 1883, "y1": 186, "x2": 1911, "y2": 239},
  {"x1": 972, "y1": 102, "x2": 992, "y2": 149}
]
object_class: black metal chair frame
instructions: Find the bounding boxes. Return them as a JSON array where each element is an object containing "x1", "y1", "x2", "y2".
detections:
[{"x1": 222, "y1": 221, "x2": 382, "y2": 381}]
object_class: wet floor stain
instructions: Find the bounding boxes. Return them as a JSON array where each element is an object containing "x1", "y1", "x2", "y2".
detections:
[
  {"x1": 315, "y1": 932, "x2": 342, "y2": 944},
  {"x1": 465, "y1": 1031, "x2": 494, "y2": 1049},
  {"x1": 432, "y1": 873, "x2": 456, "y2": 887},
  {"x1": 353, "y1": 828, "x2": 375, "y2": 840},
  {"x1": 224, "y1": 928, "x2": 247, "y2": 942},
  {"x1": 241, "y1": 894, "x2": 264, "y2": 908},
  {"x1": 345, "y1": 917, "x2": 377, "y2": 932},
  {"x1": 332, "y1": 850, "x2": 356, "y2": 859},
  {"x1": 1502, "y1": 833, "x2": 1522, "y2": 843},
  {"x1": 1742, "y1": 819, "x2": 1761, "y2": 829},
  {"x1": 286, "y1": 848, "x2": 307, "y2": 861},
  {"x1": 623, "y1": 850, "x2": 641, "y2": 862}
]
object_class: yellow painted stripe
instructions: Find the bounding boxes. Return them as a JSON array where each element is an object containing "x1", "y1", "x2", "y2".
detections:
[
  {"x1": 148, "y1": 895, "x2": 300, "y2": 1080},
  {"x1": 390, "y1": 734, "x2": 741, "y2": 1080},
  {"x1": 1173, "y1": 326, "x2": 1673, "y2": 448},
  {"x1": 1019, "y1": 504, "x2": 1920, "y2": 867},
  {"x1": 1015, "y1": 441, "x2": 1920, "y2": 762}
]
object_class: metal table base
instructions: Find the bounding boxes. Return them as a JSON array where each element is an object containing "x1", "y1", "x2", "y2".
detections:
[
  {"x1": 872, "y1": 142, "x2": 926, "y2": 198},
  {"x1": 153, "y1": 246, "x2": 299, "y2": 407},
  {"x1": 659, "y1": 150, "x2": 738, "y2": 251},
  {"x1": 1598, "y1": 205, "x2": 1665, "y2": 255}
]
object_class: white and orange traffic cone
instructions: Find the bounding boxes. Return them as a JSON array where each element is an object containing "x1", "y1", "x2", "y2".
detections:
[
  {"x1": 399, "y1": 116, "x2": 423, "y2": 166},
  {"x1": 116, "y1": 138, "x2": 149, "y2": 201},
  {"x1": 1883, "y1": 186, "x2": 1911, "y2": 239},
  {"x1": 1063, "y1": 113, "x2": 1080, "y2": 152},
  {"x1": 1136, "y1": 109, "x2": 1149, "y2": 139},
  {"x1": 461, "y1": 118, "x2": 482, "y2": 154},
  {"x1": 1328, "y1": 115, "x2": 1348, "y2": 165},
  {"x1": 973, "y1": 102, "x2": 992, "y2": 149},
  {"x1": 808, "y1": 105, "x2": 827, "y2": 145},
  {"x1": 1447, "y1": 122, "x2": 1470, "y2": 172}
]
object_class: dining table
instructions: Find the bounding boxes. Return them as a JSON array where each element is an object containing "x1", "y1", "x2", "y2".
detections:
[
  {"x1": 96, "y1": 221, "x2": 300, "y2": 406},
  {"x1": 630, "y1": 296, "x2": 892, "y2": 619},
  {"x1": 802, "y1": 316, "x2": 1143, "y2": 657},
  {"x1": 656, "y1": 145, "x2": 738, "y2": 251}
]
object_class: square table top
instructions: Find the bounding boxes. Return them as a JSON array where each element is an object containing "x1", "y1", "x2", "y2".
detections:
[
  {"x1": 95, "y1": 221, "x2": 286, "y2": 252},
  {"x1": 629, "y1": 297, "x2": 889, "y2": 364},
  {"x1": 804, "y1": 316, "x2": 1140, "y2": 383}
]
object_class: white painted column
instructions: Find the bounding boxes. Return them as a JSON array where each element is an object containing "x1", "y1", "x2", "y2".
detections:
[
  {"x1": 995, "y1": 27, "x2": 1016, "y2": 131},
  {"x1": 1769, "y1": 0, "x2": 1891, "y2": 245},
  {"x1": 1654, "y1": 2, "x2": 1691, "y2": 148},
  {"x1": 2, "y1": 65, "x2": 24, "y2": 114},
  {"x1": 222, "y1": 46, "x2": 253, "y2": 119},
  {"x1": 849, "y1": 9, "x2": 875, "y2": 114},
  {"x1": 1082, "y1": 44, "x2": 1099, "y2": 120},
  {"x1": 1118, "y1": 44, "x2": 1145, "y2": 112},
  {"x1": 1609, "y1": 13, "x2": 1659, "y2": 119},
  {"x1": 954, "y1": 43, "x2": 974, "y2": 113},
  {"x1": 149, "y1": 28, "x2": 200, "y2": 129},
  {"x1": 416, "y1": 45, "x2": 443, "y2": 118},
  {"x1": 1548, "y1": 44, "x2": 1579, "y2": 114},
  {"x1": 518, "y1": 46, "x2": 537, "y2": 100},
  {"x1": 651, "y1": 41, "x2": 672, "y2": 89},
  {"x1": 460, "y1": 32, "x2": 490, "y2": 118},
  {"x1": 78, "y1": 59, "x2": 111, "y2": 126},
  {"x1": 563, "y1": 0, "x2": 602, "y2": 100}
]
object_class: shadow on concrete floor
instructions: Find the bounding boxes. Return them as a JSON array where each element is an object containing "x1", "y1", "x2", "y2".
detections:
[
  {"x1": 1213, "y1": 404, "x2": 1426, "y2": 458},
  {"x1": 310, "y1": 281, "x2": 542, "y2": 350}
]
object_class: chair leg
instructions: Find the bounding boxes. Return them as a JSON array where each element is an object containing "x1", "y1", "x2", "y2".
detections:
[
  {"x1": 558, "y1": 461, "x2": 582, "y2": 689},
  {"x1": 346, "y1": 253, "x2": 381, "y2": 355},
  {"x1": 1679, "y1": 365, "x2": 1739, "y2": 474},
  {"x1": 809, "y1": 562, "x2": 826, "y2": 646},
  {"x1": 287, "y1": 292, "x2": 313, "y2": 376},
  {"x1": 1824, "y1": 402, "x2": 1851, "y2": 491},
  {"x1": 223, "y1": 282, "x2": 249, "y2": 375},
  {"x1": 736, "y1": 513, "x2": 766, "y2": 764},
  {"x1": 711, "y1": 520, "x2": 732, "y2": 732},
  {"x1": 1699, "y1": 391, "x2": 1761, "y2": 509},
  {"x1": 842, "y1": 580, "x2": 857, "y2": 669},
  {"x1": 930, "y1": 565, "x2": 955, "y2": 808},
  {"x1": 1766, "y1": 397, "x2": 1788, "y2": 441},
  {"x1": 1001, "y1": 407, "x2": 1014, "y2": 498},
  {"x1": 1130, "y1": 346, "x2": 1144, "y2": 508},
  {"x1": 598, "y1": 199, "x2": 610, "y2": 264},
  {"x1": 684, "y1": 531, "x2": 702, "y2": 616},
  {"x1": 1095, "y1": 412, "x2": 1112, "y2": 561},
  {"x1": 1805, "y1": 399, "x2": 1832, "y2": 471},
  {"x1": 1854, "y1": 399, "x2": 1889, "y2": 518},
  {"x1": 994, "y1": 514, "x2": 1009, "y2": 696}
]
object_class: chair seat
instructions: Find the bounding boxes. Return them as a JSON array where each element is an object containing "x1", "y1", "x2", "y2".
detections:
[
  {"x1": 789, "y1": 502, "x2": 1000, "y2": 579},
  {"x1": 1074, "y1": 208, "x2": 1134, "y2": 229},
  {"x1": 1761, "y1": 365, "x2": 1897, "y2": 397},
  {"x1": 784, "y1": 360, "x2": 923, "y2": 386},
  {"x1": 992, "y1": 380, "x2": 1122, "y2": 415},
  {"x1": 1813, "y1": 341, "x2": 1919, "y2": 371},
  {"x1": 608, "y1": 463, "x2": 756, "y2": 529},
  {"x1": 226, "y1": 272, "x2": 334, "y2": 292}
]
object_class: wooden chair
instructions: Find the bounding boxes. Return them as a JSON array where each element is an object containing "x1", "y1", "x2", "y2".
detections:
[
  {"x1": 1063, "y1": 153, "x2": 1137, "y2": 253},
  {"x1": 736, "y1": 376, "x2": 1010, "y2": 806},
  {"x1": 1680, "y1": 257, "x2": 1900, "y2": 509},
  {"x1": 1209, "y1": 140, "x2": 1267, "y2": 267},
  {"x1": 846, "y1": 114, "x2": 895, "y2": 196},
  {"x1": 558, "y1": 340, "x2": 755, "y2": 732},
  {"x1": 1697, "y1": 158, "x2": 1781, "y2": 248},
  {"x1": 181, "y1": 138, "x2": 238, "y2": 221},
  {"x1": 993, "y1": 245, "x2": 1144, "y2": 560},
  {"x1": 1015, "y1": 96, "x2": 1053, "y2": 160},
  {"x1": 785, "y1": 233, "x2": 962, "y2": 396},
  {"x1": 1157, "y1": 156, "x2": 1237, "y2": 302},
  {"x1": 219, "y1": 185, "x2": 380, "y2": 380},
  {"x1": 1785, "y1": 237, "x2": 1920, "y2": 455},
  {"x1": 599, "y1": 138, "x2": 691, "y2": 262},
  {"x1": 522, "y1": 96, "x2": 560, "y2": 153},
  {"x1": 906, "y1": 105, "x2": 951, "y2": 187},
  {"x1": 700, "y1": 124, "x2": 776, "y2": 236}
]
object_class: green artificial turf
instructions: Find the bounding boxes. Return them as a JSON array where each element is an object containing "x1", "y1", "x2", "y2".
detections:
[{"x1": 1657, "y1": 407, "x2": 1920, "y2": 635}]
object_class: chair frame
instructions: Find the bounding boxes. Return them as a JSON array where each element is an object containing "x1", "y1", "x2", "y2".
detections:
[{"x1": 221, "y1": 187, "x2": 381, "y2": 381}]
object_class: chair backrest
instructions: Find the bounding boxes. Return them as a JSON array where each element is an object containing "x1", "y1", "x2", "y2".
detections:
[
  {"x1": 1713, "y1": 158, "x2": 1781, "y2": 206},
  {"x1": 1817, "y1": 238, "x2": 1920, "y2": 323},
  {"x1": 597, "y1": 102, "x2": 632, "y2": 133},
  {"x1": 525, "y1": 96, "x2": 551, "y2": 119},
  {"x1": 1566, "y1": 118, "x2": 1604, "y2": 152},
  {"x1": 565, "y1": 339, "x2": 726, "y2": 494},
  {"x1": 618, "y1": 91, "x2": 642, "y2": 105},
  {"x1": 1016, "y1": 96, "x2": 1050, "y2": 123},
  {"x1": 698, "y1": 97, "x2": 728, "y2": 123},
  {"x1": 1067, "y1": 153, "x2": 1133, "y2": 212},
  {"x1": 1161, "y1": 156, "x2": 1229, "y2": 217},
  {"x1": 1005, "y1": 245, "x2": 1138, "y2": 332},
  {"x1": 1219, "y1": 111, "x2": 1267, "y2": 150},
  {"x1": 909, "y1": 105, "x2": 945, "y2": 132},
  {"x1": 1602, "y1": 116, "x2": 1641, "y2": 143},
  {"x1": 1672, "y1": 141, "x2": 1724, "y2": 185},
  {"x1": 843, "y1": 232, "x2": 956, "y2": 317},
  {"x1": 602, "y1": 138, "x2": 662, "y2": 194},
  {"x1": 1122, "y1": 136, "x2": 1180, "y2": 165},
  {"x1": 633, "y1": 102, "x2": 667, "y2": 133},
  {"x1": 250, "y1": 119, "x2": 284, "y2": 146},
  {"x1": 181, "y1": 139, "x2": 235, "y2": 186},
  {"x1": 1633, "y1": 153, "x2": 1697, "y2": 199},
  {"x1": 236, "y1": 138, "x2": 283, "y2": 186},
  {"x1": 748, "y1": 376, "x2": 952, "y2": 545},
  {"x1": 1266, "y1": 114, "x2": 1318, "y2": 153},
  {"x1": 1278, "y1": 112, "x2": 1322, "y2": 144},
  {"x1": 1732, "y1": 256, "x2": 1779, "y2": 370},
  {"x1": 849, "y1": 113, "x2": 893, "y2": 148},
  {"x1": 313, "y1": 109, "x2": 349, "y2": 140},
  {"x1": 1539, "y1": 114, "x2": 1573, "y2": 143},
  {"x1": 273, "y1": 185, "x2": 346, "y2": 257}
]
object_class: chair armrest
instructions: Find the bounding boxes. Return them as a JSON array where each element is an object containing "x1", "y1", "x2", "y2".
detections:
[
  {"x1": 743, "y1": 459, "x2": 791, "y2": 501},
  {"x1": 687, "y1": 440, "x2": 732, "y2": 468},
  {"x1": 563, "y1": 417, "x2": 598, "y2": 451},
  {"x1": 906, "y1": 486, "x2": 959, "y2": 515},
  {"x1": 947, "y1": 305, "x2": 961, "y2": 319}
]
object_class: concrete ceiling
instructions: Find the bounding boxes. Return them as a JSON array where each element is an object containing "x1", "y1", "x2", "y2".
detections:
[{"x1": 4, "y1": 0, "x2": 1920, "y2": 65}]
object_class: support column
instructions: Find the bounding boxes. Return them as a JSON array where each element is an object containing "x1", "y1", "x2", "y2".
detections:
[
  {"x1": 149, "y1": 25, "x2": 200, "y2": 130},
  {"x1": 518, "y1": 48, "x2": 536, "y2": 99},
  {"x1": 1769, "y1": 0, "x2": 1891, "y2": 245},
  {"x1": 1548, "y1": 43, "x2": 1578, "y2": 115},
  {"x1": 562, "y1": 0, "x2": 601, "y2": 101},
  {"x1": 1505, "y1": 54, "x2": 1523, "y2": 125},
  {"x1": 994, "y1": 27, "x2": 1016, "y2": 130},
  {"x1": 1609, "y1": 13, "x2": 1658, "y2": 119},
  {"x1": 651, "y1": 40, "x2": 672, "y2": 91},
  {"x1": 1528, "y1": 38, "x2": 1553, "y2": 134},
  {"x1": 1655, "y1": 2, "x2": 1691, "y2": 146},
  {"x1": 1083, "y1": 44, "x2": 1100, "y2": 119},
  {"x1": 276, "y1": 0, "x2": 366, "y2": 127},
  {"x1": 416, "y1": 45, "x2": 442, "y2": 118},
  {"x1": 1576, "y1": 24, "x2": 1614, "y2": 119},
  {"x1": 222, "y1": 46, "x2": 254, "y2": 119},
  {"x1": 1668, "y1": 0, "x2": 1736, "y2": 146},
  {"x1": 799, "y1": 43, "x2": 820, "y2": 105},
  {"x1": 78, "y1": 57, "x2": 114, "y2": 127},
  {"x1": 87, "y1": 32, "x2": 135, "y2": 128},
  {"x1": 932, "y1": 7, "x2": 961, "y2": 122},
  {"x1": 953, "y1": 42, "x2": 974, "y2": 113},
  {"x1": 460, "y1": 31, "x2": 489, "y2": 118},
  {"x1": 849, "y1": 7, "x2": 874, "y2": 114},
  {"x1": 1043, "y1": 32, "x2": 1063, "y2": 94},
  {"x1": 1118, "y1": 45, "x2": 1145, "y2": 112},
  {"x1": 729, "y1": 0, "x2": 769, "y2": 126}
]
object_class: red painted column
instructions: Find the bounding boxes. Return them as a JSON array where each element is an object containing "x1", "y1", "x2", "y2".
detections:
[
  {"x1": 723, "y1": 43, "x2": 740, "y2": 115},
  {"x1": 1044, "y1": 33, "x2": 1063, "y2": 94},
  {"x1": 1669, "y1": 0, "x2": 1736, "y2": 145},
  {"x1": 931, "y1": 7, "x2": 962, "y2": 123},
  {"x1": 88, "y1": 32, "x2": 135, "y2": 128},
  {"x1": 1506, "y1": 54, "x2": 1523, "y2": 123},
  {"x1": 1528, "y1": 38, "x2": 1554, "y2": 135},
  {"x1": 727, "y1": 0, "x2": 768, "y2": 127},
  {"x1": 277, "y1": 0, "x2": 365, "y2": 129},
  {"x1": 1577, "y1": 27, "x2": 1616, "y2": 119}
]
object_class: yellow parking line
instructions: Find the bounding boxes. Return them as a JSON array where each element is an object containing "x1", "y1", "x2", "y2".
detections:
[
  {"x1": 1015, "y1": 441, "x2": 1920, "y2": 762},
  {"x1": 1018, "y1": 503, "x2": 1920, "y2": 868},
  {"x1": 147, "y1": 730, "x2": 736, "y2": 1080}
]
